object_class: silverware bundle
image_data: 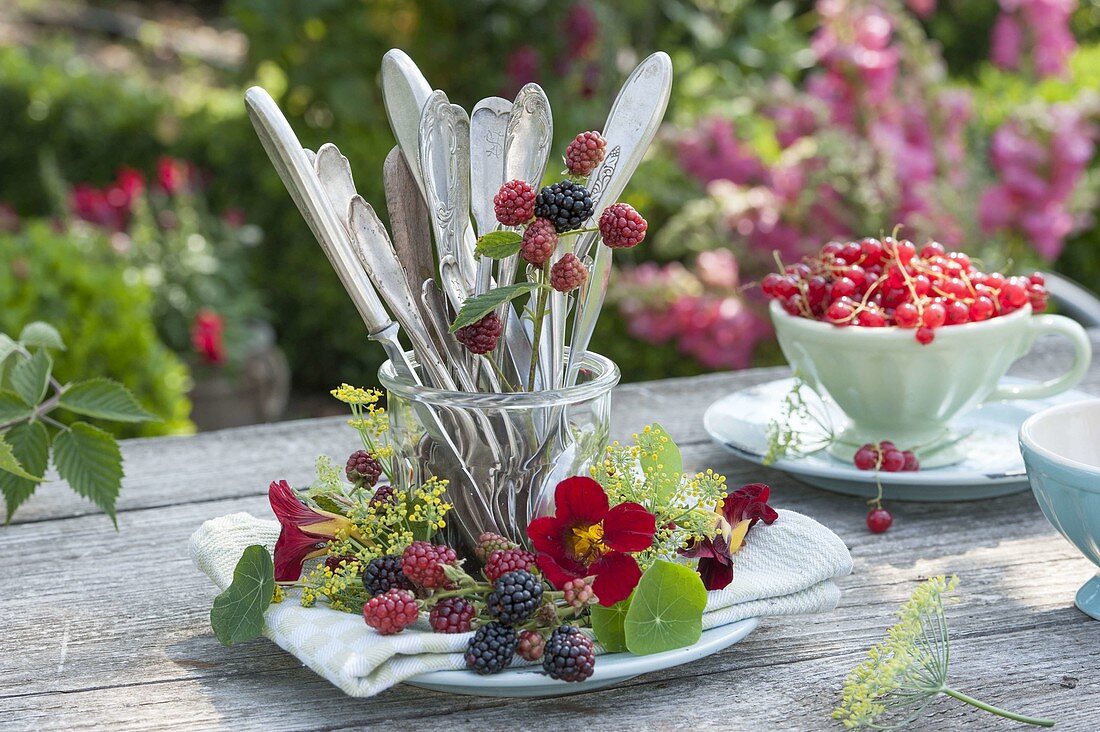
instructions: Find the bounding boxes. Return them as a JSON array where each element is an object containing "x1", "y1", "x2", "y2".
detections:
[{"x1": 245, "y1": 49, "x2": 671, "y2": 549}]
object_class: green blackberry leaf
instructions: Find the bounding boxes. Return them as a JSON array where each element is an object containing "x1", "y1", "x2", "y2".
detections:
[
  {"x1": 474, "y1": 231, "x2": 522, "y2": 260},
  {"x1": 450, "y1": 282, "x2": 540, "y2": 332},
  {"x1": 591, "y1": 597, "x2": 631, "y2": 652},
  {"x1": 53, "y1": 422, "x2": 123, "y2": 525},
  {"x1": 0, "y1": 421, "x2": 49, "y2": 522},
  {"x1": 624, "y1": 560, "x2": 707, "y2": 655},
  {"x1": 59, "y1": 379, "x2": 157, "y2": 423},
  {"x1": 0, "y1": 391, "x2": 33, "y2": 423},
  {"x1": 0, "y1": 430, "x2": 43, "y2": 483},
  {"x1": 18, "y1": 322, "x2": 65, "y2": 351},
  {"x1": 11, "y1": 350, "x2": 51, "y2": 407},
  {"x1": 210, "y1": 545, "x2": 275, "y2": 646}
]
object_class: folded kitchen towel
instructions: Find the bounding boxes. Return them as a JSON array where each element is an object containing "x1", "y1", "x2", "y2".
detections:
[{"x1": 190, "y1": 509, "x2": 852, "y2": 697}]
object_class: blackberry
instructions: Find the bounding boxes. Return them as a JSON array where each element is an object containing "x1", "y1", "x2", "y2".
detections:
[
  {"x1": 598, "y1": 202, "x2": 648, "y2": 249},
  {"x1": 455, "y1": 312, "x2": 503, "y2": 355},
  {"x1": 474, "y1": 532, "x2": 517, "y2": 561},
  {"x1": 465, "y1": 622, "x2": 517, "y2": 675},
  {"x1": 362, "y1": 554, "x2": 413, "y2": 596},
  {"x1": 363, "y1": 589, "x2": 419, "y2": 635},
  {"x1": 550, "y1": 253, "x2": 588, "y2": 293},
  {"x1": 493, "y1": 179, "x2": 536, "y2": 226},
  {"x1": 368, "y1": 484, "x2": 397, "y2": 510},
  {"x1": 564, "y1": 131, "x2": 607, "y2": 177},
  {"x1": 520, "y1": 218, "x2": 557, "y2": 266},
  {"x1": 517, "y1": 629, "x2": 546, "y2": 662},
  {"x1": 534, "y1": 181, "x2": 594, "y2": 233},
  {"x1": 429, "y1": 596, "x2": 476, "y2": 634},
  {"x1": 487, "y1": 570, "x2": 543, "y2": 626},
  {"x1": 483, "y1": 548, "x2": 537, "y2": 583},
  {"x1": 542, "y1": 625, "x2": 595, "y2": 682},
  {"x1": 346, "y1": 449, "x2": 382, "y2": 486},
  {"x1": 401, "y1": 541, "x2": 458, "y2": 589}
]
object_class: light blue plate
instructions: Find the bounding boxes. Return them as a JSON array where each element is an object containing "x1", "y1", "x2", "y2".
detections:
[
  {"x1": 704, "y1": 377, "x2": 1093, "y2": 502},
  {"x1": 405, "y1": 617, "x2": 758, "y2": 697}
]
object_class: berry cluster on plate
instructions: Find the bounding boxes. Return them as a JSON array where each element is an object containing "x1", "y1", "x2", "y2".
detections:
[{"x1": 762, "y1": 237, "x2": 1049, "y2": 344}]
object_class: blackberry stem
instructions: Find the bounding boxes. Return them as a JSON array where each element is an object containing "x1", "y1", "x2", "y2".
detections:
[{"x1": 527, "y1": 262, "x2": 551, "y2": 391}]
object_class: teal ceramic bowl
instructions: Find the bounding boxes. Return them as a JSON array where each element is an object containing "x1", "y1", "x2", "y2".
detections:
[{"x1": 1020, "y1": 400, "x2": 1100, "y2": 620}]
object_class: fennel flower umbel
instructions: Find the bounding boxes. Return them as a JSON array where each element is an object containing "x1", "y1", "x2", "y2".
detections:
[{"x1": 834, "y1": 575, "x2": 1055, "y2": 729}]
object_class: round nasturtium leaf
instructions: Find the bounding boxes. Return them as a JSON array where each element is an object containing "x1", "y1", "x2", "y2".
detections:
[
  {"x1": 591, "y1": 597, "x2": 631, "y2": 652},
  {"x1": 624, "y1": 560, "x2": 707, "y2": 655}
]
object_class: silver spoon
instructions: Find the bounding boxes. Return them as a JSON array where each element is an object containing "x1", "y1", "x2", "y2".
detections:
[{"x1": 470, "y1": 96, "x2": 513, "y2": 295}]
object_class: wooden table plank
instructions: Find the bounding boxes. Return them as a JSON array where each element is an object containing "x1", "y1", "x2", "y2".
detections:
[{"x1": 2, "y1": 331, "x2": 1099, "y2": 730}]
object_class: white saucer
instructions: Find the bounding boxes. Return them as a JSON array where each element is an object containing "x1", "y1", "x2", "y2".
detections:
[
  {"x1": 704, "y1": 377, "x2": 1092, "y2": 501},
  {"x1": 404, "y1": 617, "x2": 758, "y2": 697}
]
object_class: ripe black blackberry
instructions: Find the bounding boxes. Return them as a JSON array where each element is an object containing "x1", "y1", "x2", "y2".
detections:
[
  {"x1": 465, "y1": 622, "x2": 517, "y2": 675},
  {"x1": 362, "y1": 554, "x2": 413, "y2": 597},
  {"x1": 542, "y1": 625, "x2": 595, "y2": 682},
  {"x1": 487, "y1": 569, "x2": 543, "y2": 626},
  {"x1": 534, "y1": 180, "x2": 594, "y2": 233}
]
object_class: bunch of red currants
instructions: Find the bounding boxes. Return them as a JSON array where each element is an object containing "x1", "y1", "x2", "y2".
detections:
[{"x1": 762, "y1": 237, "x2": 1048, "y2": 344}]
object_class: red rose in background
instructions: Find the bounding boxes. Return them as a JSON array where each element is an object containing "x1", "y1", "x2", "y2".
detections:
[
  {"x1": 527, "y1": 476, "x2": 656, "y2": 606},
  {"x1": 191, "y1": 309, "x2": 226, "y2": 366},
  {"x1": 157, "y1": 156, "x2": 192, "y2": 195}
]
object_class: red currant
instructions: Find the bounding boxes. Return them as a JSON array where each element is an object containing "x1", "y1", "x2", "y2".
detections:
[
  {"x1": 919, "y1": 241, "x2": 945, "y2": 258},
  {"x1": 921, "y1": 302, "x2": 946, "y2": 329},
  {"x1": 945, "y1": 299, "x2": 970, "y2": 325},
  {"x1": 860, "y1": 238, "x2": 884, "y2": 266},
  {"x1": 854, "y1": 444, "x2": 879, "y2": 470},
  {"x1": 902, "y1": 450, "x2": 920, "y2": 471},
  {"x1": 867, "y1": 507, "x2": 893, "y2": 534},
  {"x1": 969, "y1": 296, "x2": 994, "y2": 322},
  {"x1": 826, "y1": 300, "x2": 855, "y2": 325},
  {"x1": 882, "y1": 450, "x2": 905, "y2": 472},
  {"x1": 916, "y1": 326, "x2": 935, "y2": 344},
  {"x1": 830, "y1": 276, "x2": 857, "y2": 300},
  {"x1": 894, "y1": 302, "x2": 919, "y2": 328}
]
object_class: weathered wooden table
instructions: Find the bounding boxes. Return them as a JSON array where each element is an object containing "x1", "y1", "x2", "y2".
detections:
[{"x1": 3, "y1": 333, "x2": 1099, "y2": 731}]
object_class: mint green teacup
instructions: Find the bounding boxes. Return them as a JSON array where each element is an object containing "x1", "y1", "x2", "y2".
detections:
[{"x1": 770, "y1": 300, "x2": 1092, "y2": 466}]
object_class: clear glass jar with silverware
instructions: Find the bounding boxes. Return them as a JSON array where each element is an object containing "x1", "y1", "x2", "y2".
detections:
[{"x1": 244, "y1": 49, "x2": 672, "y2": 555}]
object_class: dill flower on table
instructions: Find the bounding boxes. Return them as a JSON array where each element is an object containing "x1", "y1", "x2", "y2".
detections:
[{"x1": 834, "y1": 575, "x2": 1055, "y2": 729}]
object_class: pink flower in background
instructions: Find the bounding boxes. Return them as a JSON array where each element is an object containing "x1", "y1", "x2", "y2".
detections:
[
  {"x1": 991, "y1": 0, "x2": 1077, "y2": 78},
  {"x1": 191, "y1": 309, "x2": 227, "y2": 366},
  {"x1": 979, "y1": 105, "x2": 1096, "y2": 261},
  {"x1": 0, "y1": 203, "x2": 19, "y2": 233},
  {"x1": 563, "y1": 4, "x2": 599, "y2": 58},
  {"x1": 504, "y1": 45, "x2": 541, "y2": 97},
  {"x1": 157, "y1": 156, "x2": 191, "y2": 195},
  {"x1": 677, "y1": 118, "x2": 767, "y2": 186},
  {"x1": 613, "y1": 250, "x2": 773, "y2": 371},
  {"x1": 905, "y1": 0, "x2": 936, "y2": 17}
]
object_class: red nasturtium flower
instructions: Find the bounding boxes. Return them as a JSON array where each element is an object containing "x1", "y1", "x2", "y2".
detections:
[
  {"x1": 681, "y1": 483, "x2": 778, "y2": 591},
  {"x1": 269, "y1": 480, "x2": 358, "y2": 581},
  {"x1": 527, "y1": 476, "x2": 656, "y2": 606}
]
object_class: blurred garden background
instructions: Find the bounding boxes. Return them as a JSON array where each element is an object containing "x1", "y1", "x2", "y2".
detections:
[{"x1": 2, "y1": 0, "x2": 1098, "y2": 435}]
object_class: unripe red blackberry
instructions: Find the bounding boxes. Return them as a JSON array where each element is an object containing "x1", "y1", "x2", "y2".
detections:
[
  {"x1": 345, "y1": 449, "x2": 382, "y2": 487},
  {"x1": 493, "y1": 179, "x2": 536, "y2": 226},
  {"x1": 517, "y1": 629, "x2": 546, "y2": 661},
  {"x1": 429, "y1": 596, "x2": 476, "y2": 634},
  {"x1": 455, "y1": 312, "x2": 503, "y2": 354},
  {"x1": 562, "y1": 577, "x2": 594, "y2": 609},
  {"x1": 521, "y1": 218, "x2": 557, "y2": 265},
  {"x1": 550, "y1": 253, "x2": 588, "y2": 293},
  {"x1": 401, "y1": 541, "x2": 458, "y2": 589},
  {"x1": 598, "y1": 202, "x2": 648, "y2": 249},
  {"x1": 564, "y1": 131, "x2": 607, "y2": 176},
  {"x1": 363, "y1": 589, "x2": 419, "y2": 635},
  {"x1": 483, "y1": 548, "x2": 537, "y2": 583},
  {"x1": 474, "y1": 532, "x2": 517, "y2": 561}
]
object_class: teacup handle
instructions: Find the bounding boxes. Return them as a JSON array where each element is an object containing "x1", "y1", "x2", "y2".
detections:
[{"x1": 989, "y1": 314, "x2": 1093, "y2": 401}]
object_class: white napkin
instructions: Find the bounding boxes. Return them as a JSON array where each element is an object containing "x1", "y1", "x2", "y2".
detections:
[{"x1": 190, "y1": 509, "x2": 851, "y2": 697}]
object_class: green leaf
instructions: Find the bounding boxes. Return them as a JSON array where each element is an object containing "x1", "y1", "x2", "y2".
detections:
[
  {"x1": 639, "y1": 423, "x2": 683, "y2": 503},
  {"x1": 591, "y1": 598, "x2": 632, "y2": 652},
  {"x1": 0, "y1": 391, "x2": 33, "y2": 423},
  {"x1": 59, "y1": 379, "x2": 157, "y2": 423},
  {"x1": 210, "y1": 545, "x2": 275, "y2": 646},
  {"x1": 624, "y1": 560, "x2": 708, "y2": 655},
  {"x1": 0, "y1": 421, "x2": 49, "y2": 522},
  {"x1": 474, "y1": 230, "x2": 522, "y2": 260},
  {"x1": 449, "y1": 282, "x2": 540, "y2": 332},
  {"x1": 18, "y1": 322, "x2": 65, "y2": 351},
  {"x1": 10, "y1": 350, "x2": 51, "y2": 407},
  {"x1": 0, "y1": 432, "x2": 43, "y2": 482},
  {"x1": 0, "y1": 334, "x2": 17, "y2": 368},
  {"x1": 53, "y1": 422, "x2": 123, "y2": 525}
]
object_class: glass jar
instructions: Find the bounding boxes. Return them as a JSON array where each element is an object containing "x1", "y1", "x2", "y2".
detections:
[{"x1": 379, "y1": 351, "x2": 619, "y2": 557}]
